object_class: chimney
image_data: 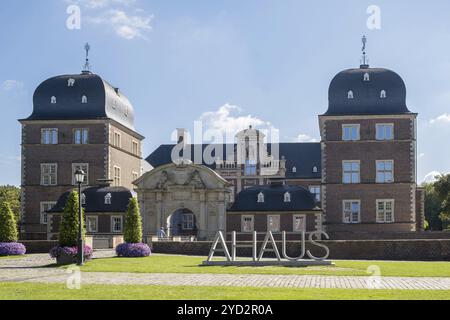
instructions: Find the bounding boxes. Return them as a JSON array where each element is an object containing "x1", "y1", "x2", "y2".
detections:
[{"x1": 97, "y1": 179, "x2": 113, "y2": 187}]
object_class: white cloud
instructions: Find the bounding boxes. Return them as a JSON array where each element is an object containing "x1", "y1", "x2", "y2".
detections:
[
  {"x1": 430, "y1": 113, "x2": 450, "y2": 124},
  {"x1": 1, "y1": 80, "x2": 24, "y2": 92},
  {"x1": 422, "y1": 171, "x2": 442, "y2": 184},
  {"x1": 66, "y1": 0, "x2": 153, "y2": 40},
  {"x1": 297, "y1": 134, "x2": 318, "y2": 143},
  {"x1": 198, "y1": 104, "x2": 275, "y2": 136}
]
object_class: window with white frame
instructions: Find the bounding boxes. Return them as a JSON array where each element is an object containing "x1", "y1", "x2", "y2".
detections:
[
  {"x1": 182, "y1": 214, "x2": 195, "y2": 230},
  {"x1": 132, "y1": 171, "x2": 139, "y2": 182},
  {"x1": 284, "y1": 192, "x2": 291, "y2": 203},
  {"x1": 81, "y1": 95, "x2": 88, "y2": 104},
  {"x1": 257, "y1": 192, "x2": 265, "y2": 203},
  {"x1": 363, "y1": 73, "x2": 370, "y2": 81},
  {"x1": 50, "y1": 96, "x2": 57, "y2": 104},
  {"x1": 376, "y1": 124, "x2": 394, "y2": 140},
  {"x1": 74, "y1": 128, "x2": 89, "y2": 145},
  {"x1": 267, "y1": 215, "x2": 280, "y2": 232},
  {"x1": 292, "y1": 166, "x2": 297, "y2": 173},
  {"x1": 113, "y1": 166, "x2": 121, "y2": 187},
  {"x1": 68, "y1": 78, "x2": 75, "y2": 87},
  {"x1": 41, "y1": 128, "x2": 58, "y2": 145},
  {"x1": 81, "y1": 193, "x2": 86, "y2": 205},
  {"x1": 111, "y1": 216, "x2": 123, "y2": 233},
  {"x1": 342, "y1": 161, "x2": 360, "y2": 184},
  {"x1": 377, "y1": 200, "x2": 394, "y2": 223},
  {"x1": 132, "y1": 141, "x2": 139, "y2": 156},
  {"x1": 72, "y1": 163, "x2": 89, "y2": 185},
  {"x1": 342, "y1": 124, "x2": 360, "y2": 141},
  {"x1": 309, "y1": 186, "x2": 321, "y2": 202},
  {"x1": 244, "y1": 159, "x2": 257, "y2": 176},
  {"x1": 376, "y1": 160, "x2": 394, "y2": 183},
  {"x1": 242, "y1": 215, "x2": 254, "y2": 232},
  {"x1": 380, "y1": 90, "x2": 387, "y2": 99},
  {"x1": 40, "y1": 202, "x2": 56, "y2": 225},
  {"x1": 87, "y1": 216, "x2": 98, "y2": 233},
  {"x1": 41, "y1": 164, "x2": 57, "y2": 186},
  {"x1": 293, "y1": 215, "x2": 306, "y2": 232},
  {"x1": 347, "y1": 90, "x2": 354, "y2": 99},
  {"x1": 105, "y1": 193, "x2": 112, "y2": 205},
  {"x1": 343, "y1": 200, "x2": 361, "y2": 224},
  {"x1": 113, "y1": 132, "x2": 121, "y2": 148}
]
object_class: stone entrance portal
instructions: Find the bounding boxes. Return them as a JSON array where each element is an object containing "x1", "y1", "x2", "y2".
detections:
[{"x1": 134, "y1": 162, "x2": 231, "y2": 241}]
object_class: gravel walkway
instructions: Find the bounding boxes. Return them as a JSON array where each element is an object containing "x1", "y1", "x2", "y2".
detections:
[{"x1": 1, "y1": 253, "x2": 449, "y2": 290}]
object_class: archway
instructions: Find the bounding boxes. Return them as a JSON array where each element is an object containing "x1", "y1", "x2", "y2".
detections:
[{"x1": 167, "y1": 208, "x2": 198, "y2": 237}]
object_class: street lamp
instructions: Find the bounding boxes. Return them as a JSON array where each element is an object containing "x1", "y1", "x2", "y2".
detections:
[{"x1": 74, "y1": 169, "x2": 85, "y2": 266}]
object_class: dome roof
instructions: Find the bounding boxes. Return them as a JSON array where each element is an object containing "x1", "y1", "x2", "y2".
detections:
[
  {"x1": 325, "y1": 66, "x2": 411, "y2": 116},
  {"x1": 26, "y1": 72, "x2": 135, "y2": 130},
  {"x1": 229, "y1": 183, "x2": 320, "y2": 212}
]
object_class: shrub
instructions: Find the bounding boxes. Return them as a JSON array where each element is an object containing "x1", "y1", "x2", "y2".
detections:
[
  {"x1": 59, "y1": 191, "x2": 85, "y2": 247},
  {"x1": 50, "y1": 245, "x2": 93, "y2": 261},
  {"x1": 0, "y1": 242, "x2": 26, "y2": 256},
  {"x1": 124, "y1": 197, "x2": 143, "y2": 244},
  {"x1": 116, "y1": 243, "x2": 151, "y2": 258},
  {"x1": 0, "y1": 201, "x2": 18, "y2": 243}
]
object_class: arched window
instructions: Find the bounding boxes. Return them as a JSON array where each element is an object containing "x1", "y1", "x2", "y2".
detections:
[
  {"x1": 68, "y1": 78, "x2": 75, "y2": 87},
  {"x1": 82, "y1": 95, "x2": 88, "y2": 104},
  {"x1": 105, "y1": 193, "x2": 112, "y2": 205},
  {"x1": 347, "y1": 90, "x2": 354, "y2": 99},
  {"x1": 313, "y1": 166, "x2": 318, "y2": 173},
  {"x1": 363, "y1": 73, "x2": 370, "y2": 81},
  {"x1": 81, "y1": 193, "x2": 86, "y2": 205},
  {"x1": 284, "y1": 192, "x2": 291, "y2": 203},
  {"x1": 50, "y1": 96, "x2": 57, "y2": 104},
  {"x1": 257, "y1": 192, "x2": 265, "y2": 203},
  {"x1": 292, "y1": 166, "x2": 297, "y2": 173},
  {"x1": 380, "y1": 90, "x2": 387, "y2": 99}
]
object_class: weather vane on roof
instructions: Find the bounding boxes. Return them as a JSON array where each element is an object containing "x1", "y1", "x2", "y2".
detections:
[
  {"x1": 361, "y1": 35, "x2": 369, "y2": 68},
  {"x1": 83, "y1": 43, "x2": 91, "y2": 72}
]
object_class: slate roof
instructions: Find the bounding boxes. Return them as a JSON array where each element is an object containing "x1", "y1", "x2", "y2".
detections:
[
  {"x1": 24, "y1": 72, "x2": 136, "y2": 130},
  {"x1": 325, "y1": 67, "x2": 413, "y2": 116},
  {"x1": 49, "y1": 186, "x2": 133, "y2": 213},
  {"x1": 229, "y1": 183, "x2": 320, "y2": 212},
  {"x1": 145, "y1": 143, "x2": 322, "y2": 180}
]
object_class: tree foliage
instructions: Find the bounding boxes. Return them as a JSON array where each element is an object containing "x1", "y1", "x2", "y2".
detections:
[
  {"x1": 0, "y1": 201, "x2": 18, "y2": 243},
  {"x1": 124, "y1": 197, "x2": 143, "y2": 244},
  {"x1": 424, "y1": 182, "x2": 443, "y2": 231},
  {"x1": 59, "y1": 191, "x2": 85, "y2": 247},
  {"x1": 0, "y1": 186, "x2": 20, "y2": 224},
  {"x1": 434, "y1": 174, "x2": 450, "y2": 230}
]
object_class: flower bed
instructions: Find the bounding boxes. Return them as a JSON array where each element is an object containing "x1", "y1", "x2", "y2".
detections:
[
  {"x1": 116, "y1": 243, "x2": 151, "y2": 258},
  {"x1": 0, "y1": 242, "x2": 26, "y2": 256},
  {"x1": 50, "y1": 245, "x2": 93, "y2": 265}
]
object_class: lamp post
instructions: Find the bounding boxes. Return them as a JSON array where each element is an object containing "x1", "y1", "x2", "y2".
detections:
[{"x1": 74, "y1": 169, "x2": 86, "y2": 266}]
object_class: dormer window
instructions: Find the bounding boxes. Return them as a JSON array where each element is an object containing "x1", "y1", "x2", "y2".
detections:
[
  {"x1": 284, "y1": 192, "x2": 291, "y2": 203},
  {"x1": 363, "y1": 73, "x2": 370, "y2": 81},
  {"x1": 81, "y1": 193, "x2": 86, "y2": 205},
  {"x1": 292, "y1": 167, "x2": 297, "y2": 173},
  {"x1": 257, "y1": 192, "x2": 265, "y2": 203},
  {"x1": 347, "y1": 90, "x2": 354, "y2": 99},
  {"x1": 82, "y1": 95, "x2": 88, "y2": 104},
  {"x1": 313, "y1": 166, "x2": 318, "y2": 173},
  {"x1": 380, "y1": 90, "x2": 387, "y2": 99},
  {"x1": 50, "y1": 96, "x2": 57, "y2": 104},
  {"x1": 68, "y1": 79, "x2": 75, "y2": 87},
  {"x1": 105, "y1": 193, "x2": 112, "y2": 205}
]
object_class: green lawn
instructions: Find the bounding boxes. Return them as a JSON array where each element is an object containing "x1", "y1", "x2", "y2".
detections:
[
  {"x1": 0, "y1": 255, "x2": 24, "y2": 260},
  {"x1": 79, "y1": 255, "x2": 450, "y2": 277},
  {"x1": 0, "y1": 282, "x2": 449, "y2": 300}
]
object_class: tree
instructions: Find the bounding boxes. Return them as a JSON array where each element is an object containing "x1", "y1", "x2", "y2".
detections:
[
  {"x1": 124, "y1": 197, "x2": 143, "y2": 244},
  {"x1": 433, "y1": 174, "x2": 450, "y2": 230},
  {"x1": 0, "y1": 186, "x2": 20, "y2": 224},
  {"x1": 0, "y1": 202, "x2": 18, "y2": 243},
  {"x1": 59, "y1": 191, "x2": 85, "y2": 247},
  {"x1": 424, "y1": 182, "x2": 443, "y2": 231}
]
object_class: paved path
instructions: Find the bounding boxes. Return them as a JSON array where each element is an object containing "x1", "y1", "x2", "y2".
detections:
[{"x1": 1, "y1": 253, "x2": 450, "y2": 290}]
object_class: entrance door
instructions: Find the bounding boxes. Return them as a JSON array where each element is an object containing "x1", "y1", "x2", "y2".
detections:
[{"x1": 167, "y1": 209, "x2": 197, "y2": 237}]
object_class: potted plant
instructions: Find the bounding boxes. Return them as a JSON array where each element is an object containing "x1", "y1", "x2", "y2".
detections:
[
  {"x1": 49, "y1": 191, "x2": 92, "y2": 265},
  {"x1": 116, "y1": 198, "x2": 151, "y2": 257},
  {"x1": 0, "y1": 202, "x2": 26, "y2": 256}
]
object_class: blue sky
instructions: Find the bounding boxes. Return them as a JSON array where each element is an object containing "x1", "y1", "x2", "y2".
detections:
[{"x1": 0, "y1": 0, "x2": 449, "y2": 186}]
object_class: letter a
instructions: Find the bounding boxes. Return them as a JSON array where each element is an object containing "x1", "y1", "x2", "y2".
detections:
[{"x1": 207, "y1": 231, "x2": 232, "y2": 262}]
